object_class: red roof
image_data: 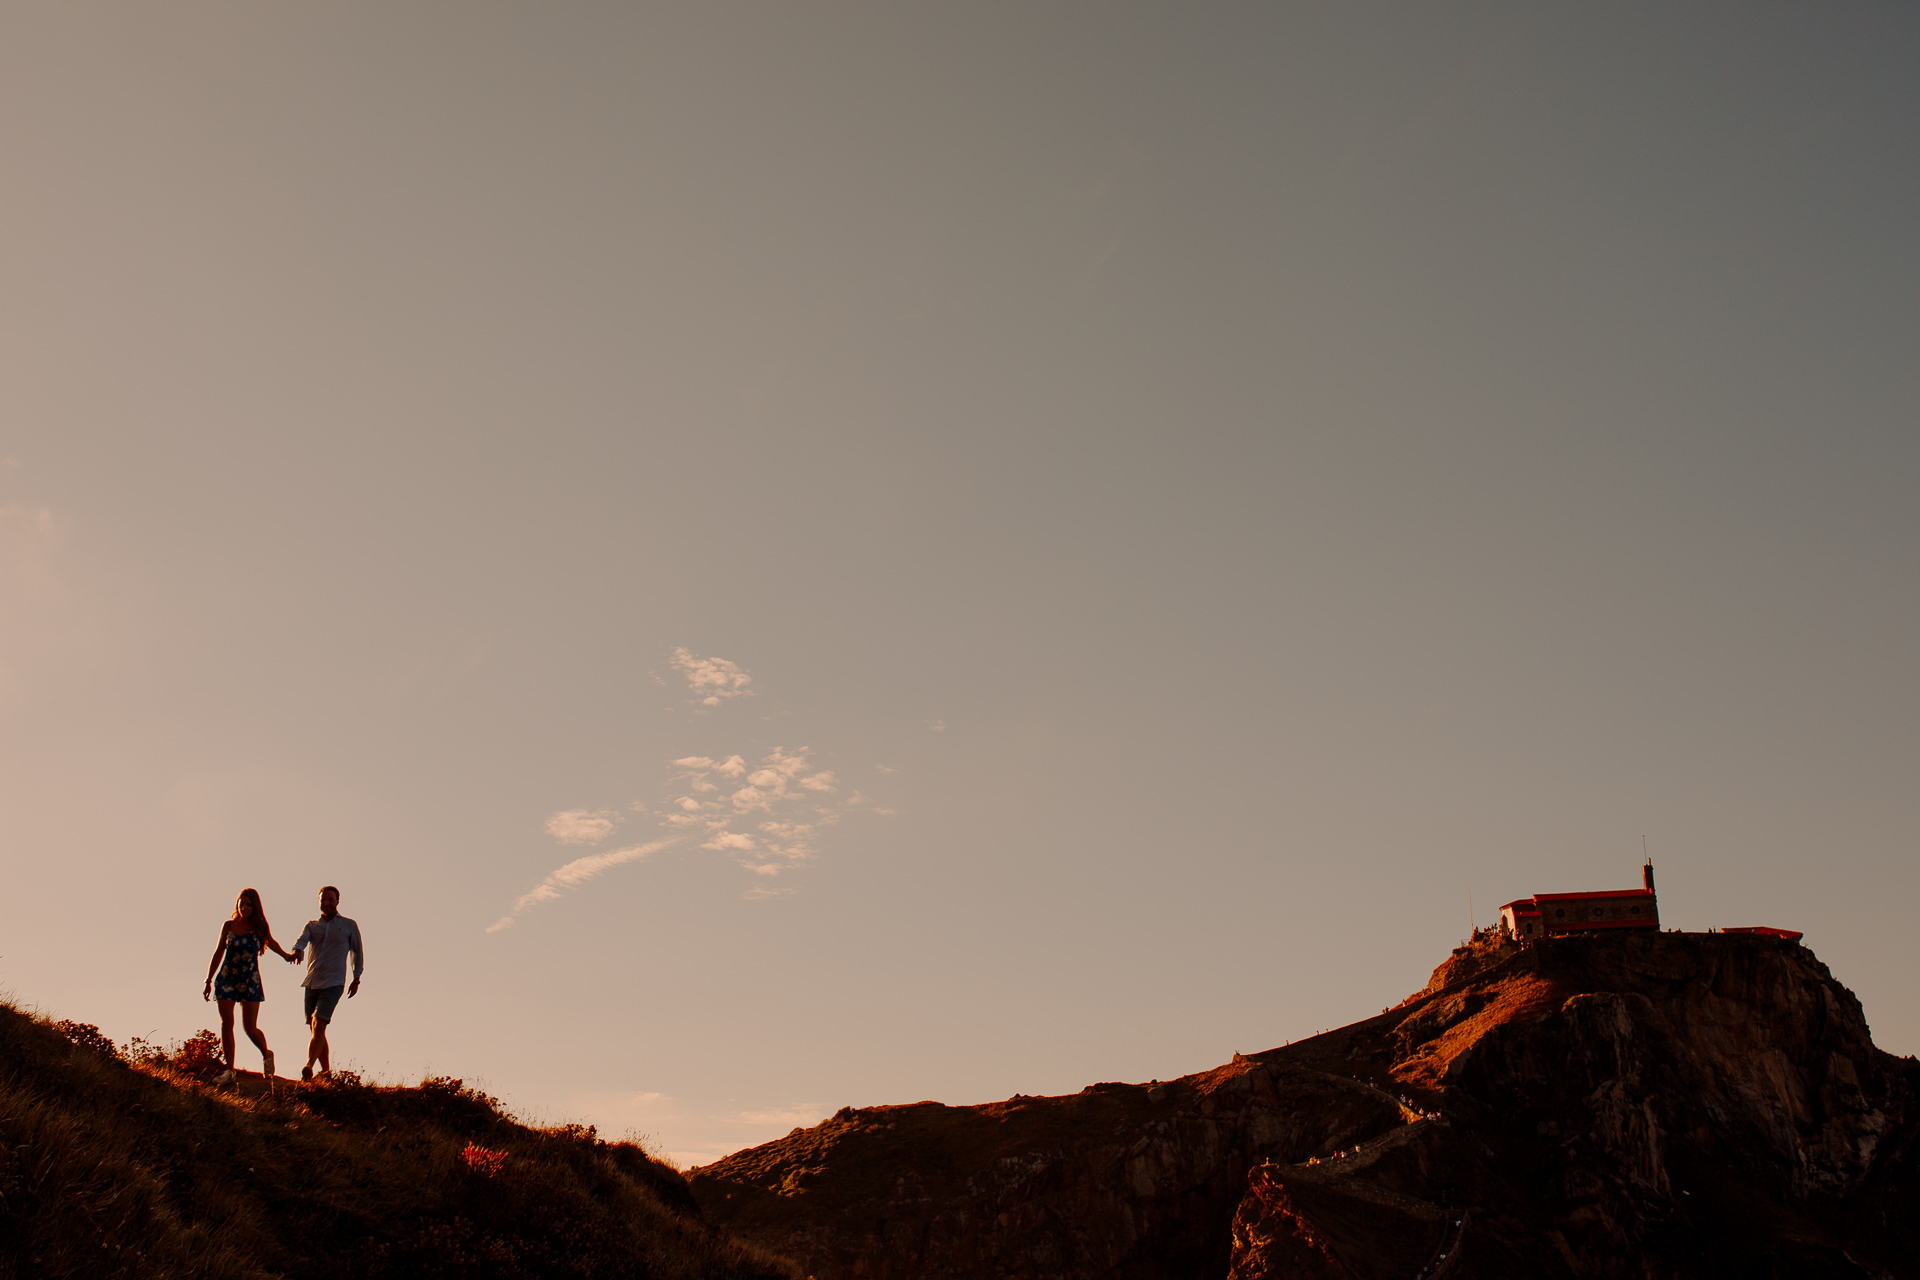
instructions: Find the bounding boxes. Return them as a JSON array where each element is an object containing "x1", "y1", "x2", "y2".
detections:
[
  {"x1": 1546, "y1": 918, "x2": 1661, "y2": 933},
  {"x1": 1531, "y1": 888, "x2": 1655, "y2": 903}
]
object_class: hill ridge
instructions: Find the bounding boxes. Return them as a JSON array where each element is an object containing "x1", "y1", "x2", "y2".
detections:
[
  {"x1": 690, "y1": 931, "x2": 1920, "y2": 1278},
  {"x1": 0, "y1": 1001, "x2": 799, "y2": 1279}
]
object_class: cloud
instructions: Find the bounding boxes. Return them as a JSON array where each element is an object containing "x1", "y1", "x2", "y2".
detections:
[
  {"x1": 498, "y1": 740, "x2": 888, "y2": 926},
  {"x1": 670, "y1": 648, "x2": 753, "y2": 706},
  {"x1": 675, "y1": 754, "x2": 746, "y2": 776},
  {"x1": 724, "y1": 746, "x2": 833, "y2": 815},
  {"x1": 874, "y1": 764, "x2": 896, "y2": 774},
  {"x1": 545, "y1": 808, "x2": 619, "y2": 845},
  {"x1": 487, "y1": 838, "x2": 679, "y2": 931},
  {"x1": 734, "y1": 1104, "x2": 825, "y2": 1127},
  {"x1": 755, "y1": 820, "x2": 817, "y2": 860},
  {"x1": 928, "y1": 720, "x2": 947, "y2": 732},
  {"x1": 665, "y1": 748, "x2": 839, "y2": 884}
]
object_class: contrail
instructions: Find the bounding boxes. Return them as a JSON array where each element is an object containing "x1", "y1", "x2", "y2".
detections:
[{"x1": 488, "y1": 837, "x2": 680, "y2": 932}]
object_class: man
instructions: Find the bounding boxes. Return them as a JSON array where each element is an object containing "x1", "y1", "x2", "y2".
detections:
[{"x1": 288, "y1": 885, "x2": 365, "y2": 1081}]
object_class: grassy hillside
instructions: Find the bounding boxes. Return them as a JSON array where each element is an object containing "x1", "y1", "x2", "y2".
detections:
[{"x1": 0, "y1": 1000, "x2": 800, "y2": 1280}]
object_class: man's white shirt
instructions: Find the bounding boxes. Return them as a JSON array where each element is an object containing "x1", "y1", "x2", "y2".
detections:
[{"x1": 292, "y1": 915, "x2": 364, "y2": 989}]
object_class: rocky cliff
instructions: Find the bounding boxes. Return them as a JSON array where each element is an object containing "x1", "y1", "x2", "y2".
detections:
[{"x1": 690, "y1": 932, "x2": 1919, "y2": 1278}]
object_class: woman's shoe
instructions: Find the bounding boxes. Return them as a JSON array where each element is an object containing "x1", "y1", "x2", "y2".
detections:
[{"x1": 263, "y1": 1050, "x2": 276, "y2": 1079}]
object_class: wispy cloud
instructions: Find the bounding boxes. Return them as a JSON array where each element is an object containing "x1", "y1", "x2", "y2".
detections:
[
  {"x1": 725, "y1": 747, "x2": 819, "y2": 811},
  {"x1": 488, "y1": 838, "x2": 679, "y2": 932},
  {"x1": 670, "y1": 648, "x2": 753, "y2": 706},
  {"x1": 674, "y1": 754, "x2": 747, "y2": 777},
  {"x1": 493, "y1": 655, "x2": 894, "y2": 928},
  {"x1": 562, "y1": 1091, "x2": 827, "y2": 1171},
  {"x1": 545, "y1": 808, "x2": 619, "y2": 845},
  {"x1": 665, "y1": 746, "x2": 843, "y2": 879},
  {"x1": 734, "y1": 1104, "x2": 826, "y2": 1128}
]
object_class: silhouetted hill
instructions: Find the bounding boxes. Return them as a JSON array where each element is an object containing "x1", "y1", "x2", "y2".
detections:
[
  {"x1": 690, "y1": 932, "x2": 1920, "y2": 1278},
  {"x1": 0, "y1": 1002, "x2": 799, "y2": 1280}
]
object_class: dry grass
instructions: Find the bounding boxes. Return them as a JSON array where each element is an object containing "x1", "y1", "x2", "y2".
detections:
[{"x1": 0, "y1": 1004, "x2": 801, "y2": 1280}]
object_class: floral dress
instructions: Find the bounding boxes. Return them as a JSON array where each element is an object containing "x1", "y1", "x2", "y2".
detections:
[{"x1": 214, "y1": 929, "x2": 266, "y2": 1003}]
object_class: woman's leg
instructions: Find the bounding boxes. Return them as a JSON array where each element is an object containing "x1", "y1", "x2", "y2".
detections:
[
  {"x1": 217, "y1": 999, "x2": 237, "y2": 1067},
  {"x1": 240, "y1": 1001, "x2": 269, "y2": 1056}
]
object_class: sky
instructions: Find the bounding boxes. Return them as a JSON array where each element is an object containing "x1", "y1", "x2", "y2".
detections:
[{"x1": 3, "y1": 3, "x2": 1916, "y2": 1167}]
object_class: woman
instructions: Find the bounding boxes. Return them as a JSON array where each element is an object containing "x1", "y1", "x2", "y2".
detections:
[{"x1": 203, "y1": 887, "x2": 296, "y2": 1086}]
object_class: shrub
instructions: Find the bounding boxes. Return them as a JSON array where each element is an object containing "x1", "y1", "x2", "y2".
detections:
[
  {"x1": 408, "y1": 1075, "x2": 510, "y2": 1133},
  {"x1": 169, "y1": 1029, "x2": 224, "y2": 1080},
  {"x1": 122, "y1": 1035, "x2": 168, "y2": 1066},
  {"x1": 463, "y1": 1142, "x2": 510, "y2": 1177},
  {"x1": 52, "y1": 1020, "x2": 120, "y2": 1059}
]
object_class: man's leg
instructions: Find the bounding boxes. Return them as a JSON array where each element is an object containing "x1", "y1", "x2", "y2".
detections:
[
  {"x1": 302, "y1": 988, "x2": 318, "y2": 1075},
  {"x1": 308, "y1": 1013, "x2": 330, "y2": 1075},
  {"x1": 303, "y1": 986, "x2": 342, "y2": 1077}
]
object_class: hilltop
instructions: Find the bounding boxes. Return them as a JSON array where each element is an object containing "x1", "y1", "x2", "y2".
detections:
[
  {"x1": 0, "y1": 1001, "x2": 799, "y2": 1280},
  {"x1": 7, "y1": 932, "x2": 1915, "y2": 1278},
  {"x1": 690, "y1": 931, "x2": 1920, "y2": 1278}
]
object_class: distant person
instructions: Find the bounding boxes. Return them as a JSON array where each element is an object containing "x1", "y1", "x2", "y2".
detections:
[
  {"x1": 202, "y1": 887, "x2": 296, "y2": 1087},
  {"x1": 289, "y1": 885, "x2": 365, "y2": 1081}
]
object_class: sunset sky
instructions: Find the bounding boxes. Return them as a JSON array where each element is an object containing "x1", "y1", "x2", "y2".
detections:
[{"x1": 4, "y1": 3, "x2": 1917, "y2": 1166}]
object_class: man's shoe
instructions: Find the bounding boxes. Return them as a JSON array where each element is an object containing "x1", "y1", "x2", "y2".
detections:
[
  {"x1": 300, "y1": 1065, "x2": 313, "y2": 1082},
  {"x1": 262, "y1": 1050, "x2": 275, "y2": 1079},
  {"x1": 215, "y1": 1069, "x2": 237, "y2": 1088}
]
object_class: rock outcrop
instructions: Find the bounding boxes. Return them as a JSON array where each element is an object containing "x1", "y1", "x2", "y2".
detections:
[
  {"x1": 690, "y1": 1065, "x2": 1412, "y2": 1278},
  {"x1": 691, "y1": 932, "x2": 1919, "y2": 1278}
]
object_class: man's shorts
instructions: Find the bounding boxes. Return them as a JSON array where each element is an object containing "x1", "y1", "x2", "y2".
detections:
[{"x1": 304, "y1": 985, "x2": 345, "y2": 1023}]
